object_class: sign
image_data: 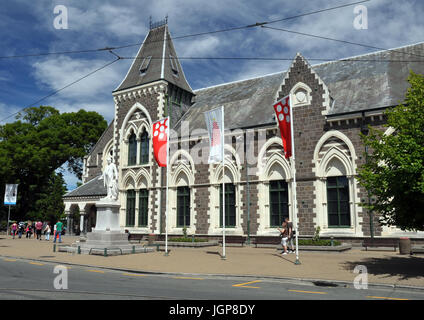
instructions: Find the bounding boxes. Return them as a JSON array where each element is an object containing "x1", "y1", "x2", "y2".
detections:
[{"x1": 4, "y1": 184, "x2": 18, "y2": 205}]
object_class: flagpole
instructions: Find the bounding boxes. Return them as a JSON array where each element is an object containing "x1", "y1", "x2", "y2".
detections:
[
  {"x1": 165, "y1": 116, "x2": 170, "y2": 256},
  {"x1": 221, "y1": 105, "x2": 226, "y2": 260},
  {"x1": 289, "y1": 97, "x2": 301, "y2": 265}
]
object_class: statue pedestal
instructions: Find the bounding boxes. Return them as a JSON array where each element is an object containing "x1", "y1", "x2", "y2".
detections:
[
  {"x1": 61, "y1": 199, "x2": 153, "y2": 255},
  {"x1": 92, "y1": 200, "x2": 120, "y2": 232}
]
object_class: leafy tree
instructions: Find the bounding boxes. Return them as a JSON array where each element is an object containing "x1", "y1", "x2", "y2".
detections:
[
  {"x1": 0, "y1": 106, "x2": 107, "y2": 221},
  {"x1": 357, "y1": 71, "x2": 424, "y2": 231}
]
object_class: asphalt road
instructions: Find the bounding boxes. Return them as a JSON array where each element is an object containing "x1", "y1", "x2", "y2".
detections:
[{"x1": 0, "y1": 257, "x2": 423, "y2": 301}]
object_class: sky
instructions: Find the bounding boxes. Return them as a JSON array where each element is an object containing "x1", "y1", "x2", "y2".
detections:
[{"x1": 0, "y1": 0, "x2": 423, "y2": 190}]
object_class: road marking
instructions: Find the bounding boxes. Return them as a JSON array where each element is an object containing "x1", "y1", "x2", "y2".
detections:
[
  {"x1": 87, "y1": 269, "x2": 105, "y2": 274},
  {"x1": 3, "y1": 259, "x2": 16, "y2": 262},
  {"x1": 122, "y1": 273, "x2": 147, "y2": 277},
  {"x1": 366, "y1": 296, "x2": 409, "y2": 301},
  {"x1": 288, "y1": 289, "x2": 328, "y2": 295},
  {"x1": 232, "y1": 280, "x2": 261, "y2": 288},
  {"x1": 173, "y1": 277, "x2": 204, "y2": 280},
  {"x1": 29, "y1": 262, "x2": 44, "y2": 266}
]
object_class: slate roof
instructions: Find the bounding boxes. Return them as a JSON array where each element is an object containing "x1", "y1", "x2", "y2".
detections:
[
  {"x1": 63, "y1": 175, "x2": 106, "y2": 199},
  {"x1": 174, "y1": 42, "x2": 424, "y2": 134},
  {"x1": 113, "y1": 24, "x2": 193, "y2": 93}
]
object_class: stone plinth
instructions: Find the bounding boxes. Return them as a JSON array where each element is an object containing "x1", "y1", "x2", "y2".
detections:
[
  {"x1": 92, "y1": 200, "x2": 120, "y2": 232},
  {"x1": 60, "y1": 200, "x2": 153, "y2": 255}
]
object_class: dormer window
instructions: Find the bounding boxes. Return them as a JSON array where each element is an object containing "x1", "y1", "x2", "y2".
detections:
[
  {"x1": 139, "y1": 56, "x2": 152, "y2": 75},
  {"x1": 169, "y1": 55, "x2": 178, "y2": 75}
]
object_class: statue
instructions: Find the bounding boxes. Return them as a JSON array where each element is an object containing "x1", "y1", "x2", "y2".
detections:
[{"x1": 99, "y1": 156, "x2": 119, "y2": 201}]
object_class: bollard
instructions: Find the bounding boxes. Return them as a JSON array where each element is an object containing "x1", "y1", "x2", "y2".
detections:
[
  {"x1": 104, "y1": 248, "x2": 108, "y2": 257},
  {"x1": 192, "y1": 235, "x2": 195, "y2": 243},
  {"x1": 77, "y1": 246, "x2": 81, "y2": 254},
  {"x1": 53, "y1": 244, "x2": 56, "y2": 252},
  {"x1": 331, "y1": 237, "x2": 334, "y2": 247},
  {"x1": 132, "y1": 245, "x2": 135, "y2": 254}
]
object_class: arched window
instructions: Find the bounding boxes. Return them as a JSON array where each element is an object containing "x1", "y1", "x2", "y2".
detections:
[
  {"x1": 220, "y1": 183, "x2": 236, "y2": 227},
  {"x1": 269, "y1": 180, "x2": 289, "y2": 227},
  {"x1": 177, "y1": 186, "x2": 190, "y2": 227},
  {"x1": 139, "y1": 131, "x2": 149, "y2": 164},
  {"x1": 126, "y1": 190, "x2": 136, "y2": 227},
  {"x1": 138, "y1": 189, "x2": 149, "y2": 227},
  {"x1": 327, "y1": 176, "x2": 350, "y2": 227},
  {"x1": 128, "y1": 132, "x2": 137, "y2": 166}
]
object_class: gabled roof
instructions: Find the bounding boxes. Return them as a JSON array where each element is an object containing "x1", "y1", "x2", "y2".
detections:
[
  {"x1": 114, "y1": 24, "x2": 193, "y2": 93},
  {"x1": 174, "y1": 42, "x2": 424, "y2": 134},
  {"x1": 63, "y1": 175, "x2": 106, "y2": 198}
]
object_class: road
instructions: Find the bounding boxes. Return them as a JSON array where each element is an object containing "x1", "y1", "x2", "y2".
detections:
[{"x1": 0, "y1": 257, "x2": 423, "y2": 301}]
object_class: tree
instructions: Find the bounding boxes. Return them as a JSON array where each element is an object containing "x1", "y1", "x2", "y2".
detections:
[
  {"x1": 0, "y1": 106, "x2": 107, "y2": 221},
  {"x1": 357, "y1": 71, "x2": 424, "y2": 231}
]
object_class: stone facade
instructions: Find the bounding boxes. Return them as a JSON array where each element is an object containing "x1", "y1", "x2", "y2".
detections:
[{"x1": 63, "y1": 24, "x2": 424, "y2": 240}]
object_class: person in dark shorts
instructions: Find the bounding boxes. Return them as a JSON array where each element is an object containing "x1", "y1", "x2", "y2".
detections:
[
  {"x1": 285, "y1": 217, "x2": 295, "y2": 253},
  {"x1": 277, "y1": 221, "x2": 289, "y2": 255}
]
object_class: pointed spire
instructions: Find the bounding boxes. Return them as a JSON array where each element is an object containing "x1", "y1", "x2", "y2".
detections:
[{"x1": 114, "y1": 20, "x2": 193, "y2": 93}]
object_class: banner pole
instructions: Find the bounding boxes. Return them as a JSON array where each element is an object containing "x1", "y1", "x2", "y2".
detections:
[
  {"x1": 289, "y1": 97, "x2": 301, "y2": 265},
  {"x1": 221, "y1": 105, "x2": 226, "y2": 260},
  {"x1": 165, "y1": 117, "x2": 170, "y2": 256},
  {"x1": 7, "y1": 205, "x2": 11, "y2": 237}
]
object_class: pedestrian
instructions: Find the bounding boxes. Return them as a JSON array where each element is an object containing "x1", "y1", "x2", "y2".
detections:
[
  {"x1": 44, "y1": 223, "x2": 51, "y2": 241},
  {"x1": 26, "y1": 224, "x2": 32, "y2": 238},
  {"x1": 18, "y1": 222, "x2": 25, "y2": 239},
  {"x1": 35, "y1": 221, "x2": 43, "y2": 240},
  {"x1": 53, "y1": 220, "x2": 63, "y2": 243},
  {"x1": 277, "y1": 221, "x2": 289, "y2": 255},
  {"x1": 284, "y1": 217, "x2": 295, "y2": 253},
  {"x1": 11, "y1": 222, "x2": 17, "y2": 239}
]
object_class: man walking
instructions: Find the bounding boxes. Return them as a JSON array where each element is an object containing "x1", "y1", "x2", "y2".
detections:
[
  {"x1": 285, "y1": 217, "x2": 295, "y2": 253},
  {"x1": 53, "y1": 220, "x2": 63, "y2": 243},
  {"x1": 277, "y1": 221, "x2": 289, "y2": 255},
  {"x1": 35, "y1": 221, "x2": 43, "y2": 240}
]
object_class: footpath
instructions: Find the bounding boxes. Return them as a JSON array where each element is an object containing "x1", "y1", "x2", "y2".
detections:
[{"x1": 0, "y1": 235, "x2": 423, "y2": 290}]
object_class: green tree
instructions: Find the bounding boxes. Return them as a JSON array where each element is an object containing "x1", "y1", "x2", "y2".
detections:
[
  {"x1": 0, "y1": 106, "x2": 107, "y2": 221},
  {"x1": 357, "y1": 71, "x2": 424, "y2": 231}
]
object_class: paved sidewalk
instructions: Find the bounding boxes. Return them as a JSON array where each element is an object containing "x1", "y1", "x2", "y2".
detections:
[{"x1": 0, "y1": 235, "x2": 423, "y2": 289}]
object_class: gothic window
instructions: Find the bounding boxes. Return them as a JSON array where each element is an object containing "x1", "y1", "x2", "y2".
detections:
[
  {"x1": 219, "y1": 183, "x2": 236, "y2": 227},
  {"x1": 140, "y1": 131, "x2": 149, "y2": 164},
  {"x1": 138, "y1": 189, "x2": 149, "y2": 227},
  {"x1": 327, "y1": 176, "x2": 350, "y2": 227},
  {"x1": 269, "y1": 180, "x2": 289, "y2": 227},
  {"x1": 126, "y1": 190, "x2": 136, "y2": 227},
  {"x1": 177, "y1": 186, "x2": 190, "y2": 227},
  {"x1": 128, "y1": 132, "x2": 137, "y2": 166}
]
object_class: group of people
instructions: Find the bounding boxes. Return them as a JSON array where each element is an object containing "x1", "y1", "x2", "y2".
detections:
[
  {"x1": 277, "y1": 217, "x2": 296, "y2": 255},
  {"x1": 10, "y1": 220, "x2": 64, "y2": 243}
]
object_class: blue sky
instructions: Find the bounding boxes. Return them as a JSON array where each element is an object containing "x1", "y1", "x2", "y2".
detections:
[{"x1": 1, "y1": 0, "x2": 423, "y2": 190}]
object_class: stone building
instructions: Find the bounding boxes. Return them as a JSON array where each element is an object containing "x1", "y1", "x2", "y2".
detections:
[{"x1": 63, "y1": 21, "x2": 424, "y2": 241}]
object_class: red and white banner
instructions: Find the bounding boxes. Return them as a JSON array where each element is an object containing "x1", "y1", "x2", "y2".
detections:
[
  {"x1": 273, "y1": 95, "x2": 292, "y2": 159},
  {"x1": 152, "y1": 117, "x2": 169, "y2": 167},
  {"x1": 204, "y1": 107, "x2": 224, "y2": 164}
]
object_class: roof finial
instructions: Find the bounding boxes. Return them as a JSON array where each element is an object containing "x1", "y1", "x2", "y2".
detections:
[{"x1": 150, "y1": 16, "x2": 168, "y2": 30}]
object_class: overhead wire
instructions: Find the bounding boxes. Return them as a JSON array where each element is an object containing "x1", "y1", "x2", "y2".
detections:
[
  {"x1": 0, "y1": 58, "x2": 120, "y2": 123},
  {"x1": 0, "y1": 0, "x2": 371, "y2": 59}
]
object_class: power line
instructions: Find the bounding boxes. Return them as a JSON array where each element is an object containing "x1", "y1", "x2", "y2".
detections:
[
  {"x1": 120, "y1": 56, "x2": 424, "y2": 63},
  {"x1": 0, "y1": 0, "x2": 370, "y2": 59},
  {"x1": 261, "y1": 26, "x2": 424, "y2": 60},
  {"x1": 0, "y1": 58, "x2": 120, "y2": 123}
]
